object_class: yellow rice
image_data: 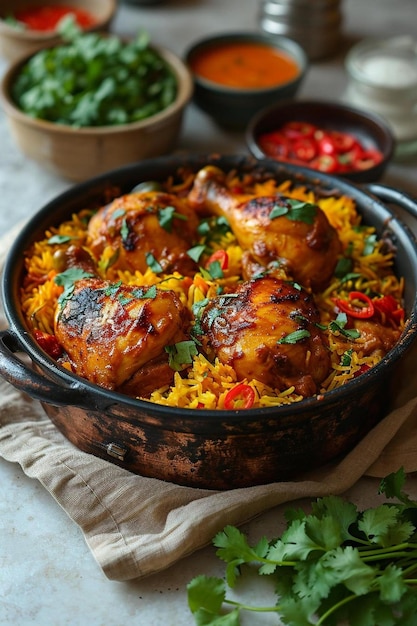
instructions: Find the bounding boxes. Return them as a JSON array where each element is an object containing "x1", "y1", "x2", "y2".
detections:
[{"x1": 20, "y1": 172, "x2": 405, "y2": 410}]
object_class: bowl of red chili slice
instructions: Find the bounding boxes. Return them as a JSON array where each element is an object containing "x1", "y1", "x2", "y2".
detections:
[
  {"x1": 246, "y1": 99, "x2": 395, "y2": 183},
  {"x1": 0, "y1": 0, "x2": 116, "y2": 63}
]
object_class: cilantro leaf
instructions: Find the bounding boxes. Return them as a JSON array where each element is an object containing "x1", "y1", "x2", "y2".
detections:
[
  {"x1": 145, "y1": 252, "x2": 163, "y2": 274},
  {"x1": 329, "y1": 312, "x2": 361, "y2": 339},
  {"x1": 158, "y1": 206, "x2": 187, "y2": 232},
  {"x1": 206, "y1": 260, "x2": 224, "y2": 280},
  {"x1": 165, "y1": 340, "x2": 198, "y2": 371},
  {"x1": 187, "y1": 471, "x2": 417, "y2": 626},
  {"x1": 286, "y1": 199, "x2": 317, "y2": 224},
  {"x1": 187, "y1": 245, "x2": 207, "y2": 263},
  {"x1": 379, "y1": 468, "x2": 417, "y2": 508},
  {"x1": 47, "y1": 234, "x2": 72, "y2": 245},
  {"x1": 54, "y1": 267, "x2": 94, "y2": 307},
  {"x1": 359, "y1": 505, "x2": 415, "y2": 546},
  {"x1": 270, "y1": 204, "x2": 288, "y2": 219},
  {"x1": 277, "y1": 329, "x2": 311, "y2": 344}
]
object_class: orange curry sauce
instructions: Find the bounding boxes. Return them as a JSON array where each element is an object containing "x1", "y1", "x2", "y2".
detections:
[{"x1": 190, "y1": 41, "x2": 300, "y2": 89}]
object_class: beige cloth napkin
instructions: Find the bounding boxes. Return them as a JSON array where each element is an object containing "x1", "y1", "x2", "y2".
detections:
[{"x1": 1, "y1": 223, "x2": 417, "y2": 581}]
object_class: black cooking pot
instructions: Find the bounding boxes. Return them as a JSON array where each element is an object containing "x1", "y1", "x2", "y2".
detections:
[{"x1": 1, "y1": 154, "x2": 417, "y2": 489}]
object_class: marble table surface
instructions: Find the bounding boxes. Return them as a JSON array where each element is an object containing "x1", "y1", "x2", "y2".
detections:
[{"x1": 1, "y1": 0, "x2": 417, "y2": 624}]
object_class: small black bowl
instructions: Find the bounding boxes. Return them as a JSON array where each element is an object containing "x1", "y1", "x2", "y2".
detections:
[
  {"x1": 246, "y1": 99, "x2": 395, "y2": 183},
  {"x1": 185, "y1": 32, "x2": 308, "y2": 130}
]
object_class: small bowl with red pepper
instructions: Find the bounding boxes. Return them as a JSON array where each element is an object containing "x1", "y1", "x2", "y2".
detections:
[
  {"x1": 0, "y1": 0, "x2": 116, "y2": 63},
  {"x1": 246, "y1": 99, "x2": 395, "y2": 183}
]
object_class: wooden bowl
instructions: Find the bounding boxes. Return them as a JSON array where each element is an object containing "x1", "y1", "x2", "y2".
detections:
[
  {"x1": 0, "y1": 0, "x2": 116, "y2": 63},
  {"x1": 0, "y1": 40, "x2": 194, "y2": 181}
]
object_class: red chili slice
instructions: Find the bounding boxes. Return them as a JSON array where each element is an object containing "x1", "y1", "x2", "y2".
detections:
[
  {"x1": 373, "y1": 295, "x2": 404, "y2": 324},
  {"x1": 257, "y1": 122, "x2": 384, "y2": 174},
  {"x1": 291, "y1": 137, "x2": 317, "y2": 162},
  {"x1": 329, "y1": 131, "x2": 357, "y2": 153},
  {"x1": 310, "y1": 154, "x2": 339, "y2": 173},
  {"x1": 335, "y1": 291, "x2": 375, "y2": 319},
  {"x1": 34, "y1": 329, "x2": 63, "y2": 359},
  {"x1": 354, "y1": 364, "x2": 371, "y2": 378},
  {"x1": 224, "y1": 383, "x2": 255, "y2": 410},
  {"x1": 206, "y1": 249, "x2": 229, "y2": 270},
  {"x1": 281, "y1": 121, "x2": 316, "y2": 140},
  {"x1": 258, "y1": 131, "x2": 291, "y2": 159},
  {"x1": 351, "y1": 149, "x2": 383, "y2": 170}
]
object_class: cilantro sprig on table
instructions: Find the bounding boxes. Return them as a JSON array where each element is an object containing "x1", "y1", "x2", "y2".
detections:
[{"x1": 187, "y1": 468, "x2": 417, "y2": 625}]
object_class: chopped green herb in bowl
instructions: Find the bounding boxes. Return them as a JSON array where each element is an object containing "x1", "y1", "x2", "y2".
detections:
[
  {"x1": 11, "y1": 25, "x2": 178, "y2": 127},
  {"x1": 0, "y1": 22, "x2": 193, "y2": 180}
]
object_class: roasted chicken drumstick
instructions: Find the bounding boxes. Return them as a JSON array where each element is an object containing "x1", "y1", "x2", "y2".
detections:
[
  {"x1": 188, "y1": 165, "x2": 341, "y2": 291},
  {"x1": 199, "y1": 276, "x2": 331, "y2": 397}
]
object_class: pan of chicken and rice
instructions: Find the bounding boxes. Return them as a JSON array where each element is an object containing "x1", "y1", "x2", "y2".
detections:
[{"x1": 1, "y1": 154, "x2": 417, "y2": 489}]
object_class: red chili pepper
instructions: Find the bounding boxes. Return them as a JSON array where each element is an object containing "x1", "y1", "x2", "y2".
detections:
[
  {"x1": 281, "y1": 121, "x2": 316, "y2": 140},
  {"x1": 354, "y1": 364, "x2": 371, "y2": 378},
  {"x1": 257, "y1": 121, "x2": 384, "y2": 175},
  {"x1": 351, "y1": 149, "x2": 383, "y2": 170},
  {"x1": 258, "y1": 131, "x2": 291, "y2": 159},
  {"x1": 335, "y1": 291, "x2": 375, "y2": 319},
  {"x1": 310, "y1": 154, "x2": 339, "y2": 173},
  {"x1": 34, "y1": 329, "x2": 63, "y2": 359},
  {"x1": 373, "y1": 295, "x2": 404, "y2": 324},
  {"x1": 14, "y1": 6, "x2": 96, "y2": 31},
  {"x1": 206, "y1": 249, "x2": 229, "y2": 270},
  {"x1": 224, "y1": 383, "x2": 255, "y2": 410},
  {"x1": 292, "y1": 137, "x2": 317, "y2": 162},
  {"x1": 319, "y1": 130, "x2": 357, "y2": 155}
]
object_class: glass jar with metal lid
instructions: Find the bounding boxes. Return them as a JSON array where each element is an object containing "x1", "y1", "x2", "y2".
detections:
[
  {"x1": 259, "y1": 0, "x2": 343, "y2": 61},
  {"x1": 345, "y1": 36, "x2": 417, "y2": 159}
]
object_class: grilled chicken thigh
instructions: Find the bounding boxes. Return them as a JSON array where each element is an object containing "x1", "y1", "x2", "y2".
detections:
[
  {"x1": 54, "y1": 266, "x2": 188, "y2": 397},
  {"x1": 88, "y1": 189, "x2": 199, "y2": 276},
  {"x1": 199, "y1": 276, "x2": 331, "y2": 396},
  {"x1": 188, "y1": 165, "x2": 341, "y2": 291}
]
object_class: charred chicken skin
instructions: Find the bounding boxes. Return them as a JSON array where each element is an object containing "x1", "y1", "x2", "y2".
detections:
[
  {"x1": 87, "y1": 189, "x2": 199, "y2": 276},
  {"x1": 199, "y1": 276, "x2": 331, "y2": 396},
  {"x1": 188, "y1": 165, "x2": 341, "y2": 291},
  {"x1": 54, "y1": 248, "x2": 188, "y2": 397}
]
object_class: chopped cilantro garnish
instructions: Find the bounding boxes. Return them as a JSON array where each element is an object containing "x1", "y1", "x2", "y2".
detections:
[
  {"x1": 145, "y1": 252, "x2": 163, "y2": 274},
  {"x1": 363, "y1": 234, "x2": 377, "y2": 256},
  {"x1": 104, "y1": 281, "x2": 122, "y2": 297},
  {"x1": 112, "y1": 208, "x2": 126, "y2": 220},
  {"x1": 329, "y1": 312, "x2": 361, "y2": 339},
  {"x1": 47, "y1": 234, "x2": 72, "y2": 245},
  {"x1": 277, "y1": 329, "x2": 311, "y2": 344},
  {"x1": 335, "y1": 256, "x2": 354, "y2": 278},
  {"x1": 269, "y1": 204, "x2": 288, "y2": 220},
  {"x1": 165, "y1": 340, "x2": 198, "y2": 371},
  {"x1": 270, "y1": 198, "x2": 317, "y2": 224},
  {"x1": 158, "y1": 206, "x2": 188, "y2": 232},
  {"x1": 11, "y1": 28, "x2": 177, "y2": 127},
  {"x1": 54, "y1": 267, "x2": 94, "y2": 307},
  {"x1": 187, "y1": 245, "x2": 206, "y2": 263},
  {"x1": 205, "y1": 260, "x2": 224, "y2": 280},
  {"x1": 197, "y1": 216, "x2": 231, "y2": 242},
  {"x1": 341, "y1": 348, "x2": 354, "y2": 366}
]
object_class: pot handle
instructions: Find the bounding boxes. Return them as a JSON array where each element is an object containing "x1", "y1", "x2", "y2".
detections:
[
  {"x1": 0, "y1": 329, "x2": 96, "y2": 409},
  {"x1": 365, "y1": 183, "x2": 417, "y2": 220}
]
